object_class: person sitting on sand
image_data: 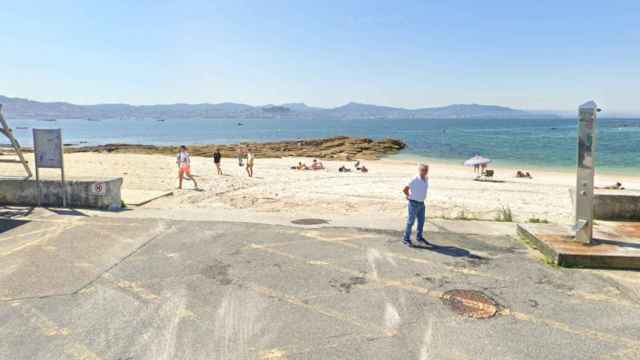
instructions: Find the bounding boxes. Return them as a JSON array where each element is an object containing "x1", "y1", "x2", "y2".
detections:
[
  {"x1": 311, "y1": 159, "x2": 324, "y2": 170},
  {"x1": 177, "y1": 145, "x2": 199, "y2": 190},
  {"x1": 296, "y1": 162, "x2": 309, "y2": 170},
  {"x1": 359, "y1": 165, "x2": 368, "y2": 173}
]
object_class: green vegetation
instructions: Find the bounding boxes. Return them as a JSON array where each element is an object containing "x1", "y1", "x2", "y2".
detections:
[
  {"x1": 453, "y1": 209, "x2": 474, "y2": 221},
  {"x1": 527, "y1": 217, "x2": 549, "y2": 224},
  {"x1": 495, "y1": 207, "x2": 513, "y2": 222}
]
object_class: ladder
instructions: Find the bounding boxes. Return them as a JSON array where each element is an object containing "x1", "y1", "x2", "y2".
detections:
[{"x1": 0, "y1": 104, "x2": 32, "y2": 178}]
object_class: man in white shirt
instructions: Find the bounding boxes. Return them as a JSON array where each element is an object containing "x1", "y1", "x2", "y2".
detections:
[{"x1": 402, "y1": 164, "x2": 429, "y2": 247}]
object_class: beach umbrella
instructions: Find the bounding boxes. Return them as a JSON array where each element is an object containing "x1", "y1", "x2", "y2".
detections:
[{"x1": 464, "y1": 155, "x2": 491, "y2": 167}]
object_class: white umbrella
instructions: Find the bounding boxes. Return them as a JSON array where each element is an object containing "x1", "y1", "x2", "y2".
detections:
[{"x1": 464, "y1": 155, "x2": 491, "y2": 167}]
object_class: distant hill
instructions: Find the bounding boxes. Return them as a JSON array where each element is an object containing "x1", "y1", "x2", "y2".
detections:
[{"x1": 0, "y1": 95, "x2": 558, "y2": 120}]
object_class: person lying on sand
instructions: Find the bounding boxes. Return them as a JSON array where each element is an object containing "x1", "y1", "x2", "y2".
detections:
[
  {"x1": 339, "y1": 165, "x2": 351, "y2": 173},
  {"x1": 516, "y1": 170, "x2": 532, "y2": 179},
  {"x1": 596, "y1": 182, "x2": 625, "y2": 190},
  {"x1": 295, "y1": 162, "x2": 309, "y2": 170},
  {"x1": 311, "y1": 159, "x2": 324, "y2": 170}
]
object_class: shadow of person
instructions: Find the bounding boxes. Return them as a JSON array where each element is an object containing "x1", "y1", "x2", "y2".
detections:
[{"x1": 414, "y1": 243, "x2": 482, "y2": 259}]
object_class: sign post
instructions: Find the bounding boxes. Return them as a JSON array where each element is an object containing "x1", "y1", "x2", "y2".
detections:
[{"x1": 33, "y1": 129, "x2": 66, "y2": 207}]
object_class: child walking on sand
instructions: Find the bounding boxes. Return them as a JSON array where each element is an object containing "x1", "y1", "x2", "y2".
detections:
[{"x1": 177, "y1": 145, "x2": 199, "y2": 190}]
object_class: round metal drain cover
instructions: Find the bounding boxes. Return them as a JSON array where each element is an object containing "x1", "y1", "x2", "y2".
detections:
[
  {"x1": 441, "y1": 289, "x2": 498, "y2": 319},
  {"x1": 291, "y1": 218, "x2": 330, "y2": 225}
]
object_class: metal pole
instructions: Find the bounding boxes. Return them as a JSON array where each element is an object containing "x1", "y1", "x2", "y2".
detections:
[
  {"x1": 33, "y1": 130, "x2": 41, "y2": 207},
  {"x1": 574, "y1": 101, "x2": 599, "y2": 244},
  {"x1": 58, "y1": 129, "x2": 66, "y2": 208}
]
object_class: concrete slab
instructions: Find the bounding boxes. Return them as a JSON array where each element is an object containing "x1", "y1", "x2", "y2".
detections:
[
  {"x1": 0, "y1": 177, "x2": 123, "y2": 210},
  {"x1": 2, "y1": 216, "x2": 640, "y2": 359},
  {"x1": 121, "y1": 189, "x2": 173, "y2": 206},
  {"x1": 518, "y1": 221, "x2": 640, "y2": 270}
]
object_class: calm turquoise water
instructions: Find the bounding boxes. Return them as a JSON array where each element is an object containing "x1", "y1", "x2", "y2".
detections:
[{"x1": 9, "y1": 117, "x2": 640, "y2": 173}]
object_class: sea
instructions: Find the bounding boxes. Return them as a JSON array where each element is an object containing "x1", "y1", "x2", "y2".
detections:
[{"x1": 7, "y1": 117, "x2": 640, "y2": 174}]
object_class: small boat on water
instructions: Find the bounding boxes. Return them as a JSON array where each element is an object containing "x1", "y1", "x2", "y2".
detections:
[
  {"x1": 39, "y1": 118, "x2": 56, "y2": 122},
  {"x1": 16, "y1": 126, "x2": 29, "y2": 130},
  {"x1": 237, "y1": 122, "x2": 244, "y2": 126},
  {"x1": 86, "y1": 118, "x2": 100, "y2": 122}
]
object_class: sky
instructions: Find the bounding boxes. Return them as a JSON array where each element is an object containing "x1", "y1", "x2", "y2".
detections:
[{"x1": 1, "y1": 0, "x2": 639, "y2": 113}]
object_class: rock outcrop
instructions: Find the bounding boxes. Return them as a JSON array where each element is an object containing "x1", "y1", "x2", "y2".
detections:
[{"x1": 67, "y1": 136, "x2": 406, "y2": 160}]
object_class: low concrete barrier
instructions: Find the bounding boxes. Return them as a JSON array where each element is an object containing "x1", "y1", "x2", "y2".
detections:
[
  {"x1": 594, "y1": 191, "x2": 640, "y2": 220},
  {"x1": 0, "y1": 177, "x2": 123, "y2": 210},
  {"x1": 570, "y1": 189, "x2": 640, "y2": 221}
]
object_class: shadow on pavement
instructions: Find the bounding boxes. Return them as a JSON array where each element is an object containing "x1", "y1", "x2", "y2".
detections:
[
  {"x1": 46, "y1": 208, "x2": 89, "y2": 217},
  {"x1": 0, "y1": 206, "x2": 34, "y2": 219},
  {"x1": 0, "y1": 218, "x2": 30, "y2": 234},
  {"x1": 414, "y1": 243, "x2": 483, "y2": 259}
]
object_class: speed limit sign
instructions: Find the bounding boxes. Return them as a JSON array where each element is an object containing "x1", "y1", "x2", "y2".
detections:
[{"x1": 90, "y1": 182, "x2": 106, "y2": 196}]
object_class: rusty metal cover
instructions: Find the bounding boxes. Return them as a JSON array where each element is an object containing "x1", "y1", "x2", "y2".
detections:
[
  {"x1": 441, "y1": 289, "x2": 498, "y2": 319},
  {"x1": 291, "y1": 218, "x2": 329, "y2": 225}
]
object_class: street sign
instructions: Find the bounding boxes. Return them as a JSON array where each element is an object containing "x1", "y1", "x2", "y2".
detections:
[
  {"x1": 33, "y1": 129, "x2": 63, "y2": 168},
  {"x1": 90, "y1": 182, "x2": 106, "y2": 196},
  {"x1": 33, "y1": 129, "x2": 67, "y2": 207}
]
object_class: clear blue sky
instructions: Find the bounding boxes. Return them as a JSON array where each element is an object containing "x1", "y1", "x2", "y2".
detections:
[{"x1": 1, "y1": 0, "x2": 639, "y2": 112}]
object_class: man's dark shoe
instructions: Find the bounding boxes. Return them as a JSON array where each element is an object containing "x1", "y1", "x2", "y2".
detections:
[{"x1": 416, "y1": 238, "x2": 430, "y2": 246}]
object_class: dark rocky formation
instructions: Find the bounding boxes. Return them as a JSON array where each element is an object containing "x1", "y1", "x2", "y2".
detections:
[{"x1": 66, "y1": 136, "x2": 406, "y2": 160}]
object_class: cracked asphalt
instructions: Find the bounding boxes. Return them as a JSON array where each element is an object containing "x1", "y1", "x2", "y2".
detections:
[{"x1": 1, "y1": 215, "x2": 640, "y2": 359}]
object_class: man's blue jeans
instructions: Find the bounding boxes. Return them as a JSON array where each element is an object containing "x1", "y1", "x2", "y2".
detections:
[{"x1": 404, "y1": 200, "x2": 425, "y2": 242}]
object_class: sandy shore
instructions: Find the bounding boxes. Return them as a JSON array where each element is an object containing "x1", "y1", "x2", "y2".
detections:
[{"x1": 3, "y1": 151, "x2": 639, "y2": 225}]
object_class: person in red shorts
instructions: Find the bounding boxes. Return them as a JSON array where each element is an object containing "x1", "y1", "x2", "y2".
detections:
[{"x1": 176, "y1": 145, "x2": 199, "y2": 190}]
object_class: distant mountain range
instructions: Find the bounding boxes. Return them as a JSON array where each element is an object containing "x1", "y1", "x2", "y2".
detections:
[{"x1": 0, "y1": 95, "x2": 560, "y2": 120}]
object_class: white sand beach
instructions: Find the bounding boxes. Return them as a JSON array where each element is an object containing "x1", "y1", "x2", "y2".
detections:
[{"x1": 3, "y1": 152, "x2": 639, "y2": 225}]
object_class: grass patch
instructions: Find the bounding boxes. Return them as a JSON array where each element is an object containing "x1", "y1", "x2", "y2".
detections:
[
  {"x1": 453, "y1": 209, "x2": 475, "y2": 221},
  {"x1": 494, "y1": 206, "x2": 513, "y2": 222},
  {"x1": 527, "y1": 217, "x2": 549, "y2": 224},
  {"x1": 517, "y1": 232, "x2": 558, "y2": 268}
]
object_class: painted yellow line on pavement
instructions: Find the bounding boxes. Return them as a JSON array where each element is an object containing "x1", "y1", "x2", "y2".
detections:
[
  {"x1": 249, "y1": 243, "x2": 640, "y2": 351},
  {"x1": 0, "y1": 223, "x2": 78, "y2": 257},
  {"x1": 248, "y1": 282, "x2": 393, "y2": 337}
]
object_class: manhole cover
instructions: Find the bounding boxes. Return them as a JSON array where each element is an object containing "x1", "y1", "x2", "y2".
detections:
[
  {"x1": 441, "y1": 289, "x2": 498, "y2": 319},
  {"x1": 291, "y1": 218, "x2": 330, "y2": 225}
]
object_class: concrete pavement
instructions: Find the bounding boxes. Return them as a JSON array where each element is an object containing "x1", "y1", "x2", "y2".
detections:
[{"x1": 1, "y1": 213, "x2": 640, "y2": 359}]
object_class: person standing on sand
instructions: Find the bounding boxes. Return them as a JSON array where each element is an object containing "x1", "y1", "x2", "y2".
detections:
[
  {"x1": 177, "y1": 145, "x2": 199, "y2": 190},
  {"x1": 402, "y1": 164, "x2": 429, "y2": 247},
  {"x1": 245, "y1": 148, "x2": 255, "y2": 177},
  {"x1": 213, "y1": 149, "x2": 222, "y2": 175}
]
